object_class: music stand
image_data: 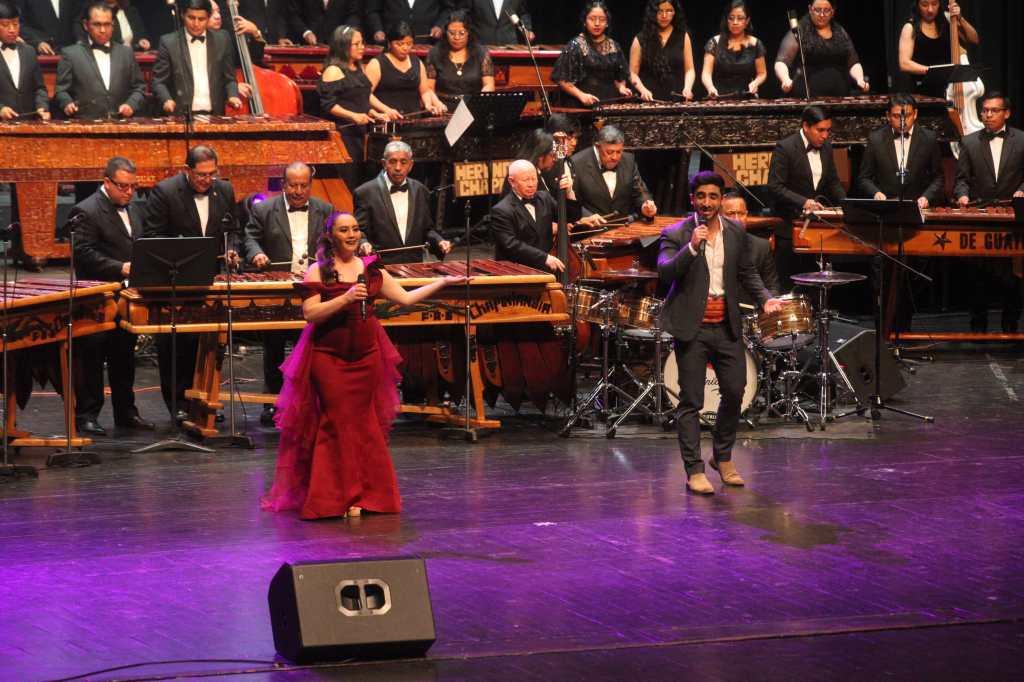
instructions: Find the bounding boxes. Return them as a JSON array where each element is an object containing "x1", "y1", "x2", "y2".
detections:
[
  {"x1": 837, "y1": 199, "x2": 932, "y2": 424},
  {"x1": 129, "y1": 237, "x2": 218, "y2": 454},
  {"x1": 1013, "y1": 197, "x2": 1024, "y2": 223},
  {"x1": 922, "y1": 63, "x2": 985, "y2": 90}
]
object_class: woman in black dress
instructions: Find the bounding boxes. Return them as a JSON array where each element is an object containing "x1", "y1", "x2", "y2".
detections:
[
  {"x1": 551, "y1": 1, "x2": 631, "y2": 106},
  {"x1": 424, "y1": 10, "x2": 495, "y2": 102},
  {"x1": 701, "y1": 0, "x2": 767, "y2": 98},
  {"x1": 365, "y1": 22, "x2": 446, "y2": 117},
  {"x1": 774, "y1": 0, "x2": 869, "y2": 98},
  {"x1": 898, "y1": 0, "x2": 979, "y2": 99},
  {"x1": 629, "y1": 0, "x2": 694, "y2": 102}
]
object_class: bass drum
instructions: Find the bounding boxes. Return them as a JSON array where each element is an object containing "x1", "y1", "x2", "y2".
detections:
[{"x1": 663, "y1": 349, "x2": 758, "y2": 421}]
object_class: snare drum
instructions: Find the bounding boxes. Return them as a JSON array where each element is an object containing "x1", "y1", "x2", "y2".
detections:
[
  {"x1": 757, "y1": 294, "x2": 814, "y2": 350},
  {"x1": 663, "y1": 349, "x2": 758, "y2": 419},
  {"x1": 617, "y1": 296, "x2": 664, "y2": 329},
  {"x1": 569, "y1": 286, "x2": 612, "y2": 325}
]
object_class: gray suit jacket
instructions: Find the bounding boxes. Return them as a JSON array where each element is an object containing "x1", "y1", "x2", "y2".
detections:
[
  {"x1": 570, "y1": 146, "x2": 652, "y2": 219},
  {"x1": 54, "y1": 42, "x2": 146, "y2": 118},
  {"x1": 242, "y1": 194, "x2": 333, "y2": 268},
  {"x1": 953, "y1": 127, "x2": 1024, "y2": 202},
  {"x1": 354, "y1": 174, "x2": 443, "y2": 264},
  {"x1": 0, "y1": 42, "x2": 49, "y2": 114},
  {"x1": 152, "y1": 30, "x2": 239, "y2": 115}
]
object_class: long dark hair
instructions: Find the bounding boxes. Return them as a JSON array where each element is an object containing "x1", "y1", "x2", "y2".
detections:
[
  {"x1": 323, "y1": 25, "x2": 359, "y2": 70},
  {"x1": 580, "y1": 1, "x2": 614, "y2": 36},
  {"x1": 907, "y1": 0, "x2": 950, "y2": 40},
  {"x1": 638, "y1": 0, "x2": 686, "y2": 78},
  {"x1": 315, "y1": 211, "x2": 356, "y2": 284},
  {"x1": 797, "y1": 4, "x2": 852, "y2": 54},
  {"x1": 515, "y1": 129, "x2": 555, "y2": 168},
  {"x1": 437, "y1": 10, "x2": 479, "y2": 60},
  {"x1": 718, "y1": 0, "x2": 755, "y2": 38}
]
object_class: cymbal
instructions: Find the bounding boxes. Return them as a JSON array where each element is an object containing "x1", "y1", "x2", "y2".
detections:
[
  {"x1": 791, "y1": 270, "x2": 867, "y2": 286},
  {"x1": 598, "y1": 267, "x2": 659, "y2": 280}
]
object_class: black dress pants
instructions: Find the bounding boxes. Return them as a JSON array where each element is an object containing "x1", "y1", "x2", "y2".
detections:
[
  {"x1": 673, "y1": 323, "x2": 747, "y2": 477},
  {"x1": 156, "y1": 333, "x2": 199, "y2": 416},
  {"x1": 263, "y1": 329, "x2": 301, "y2": 394},
  {"x1": 73, "y1": 328, "x2": 139, "y2": 423}
]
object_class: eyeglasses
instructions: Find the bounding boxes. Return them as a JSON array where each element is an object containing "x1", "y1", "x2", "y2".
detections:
[
  {"x1": 106, "y1": 178, "x2": 139, "y2": 192},
  {"x1": 727, "y1": 15, "x2": 748, "y2": 23},
  {"x1": 980, "y1": 107, "x2": 1007, "y2": 115},
  {"x1": 810, "y1": 7, "x2": 834, "y2": 17},
  {"x1": 190, "y1": 170, "x2": 218, "y2": 179},
  {"x1": 447, "y1": 30, "x2": 467, "y2": 38}
]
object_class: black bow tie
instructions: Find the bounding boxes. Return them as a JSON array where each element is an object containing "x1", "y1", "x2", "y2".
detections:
[
  {"x1": 601, "y1": 166, "x2": 616, "y2": 174},
  {"x1": 91, "y1": 42, "x2": 111, "y2": 54},
  {"x1": 389, "y1": 183, "x2": 408, "y2": 194},
  {"x1": 520, "y1": 196, "x2": 536, "y2": 207},
  {"x1": 287, "y1": 204, "x2": 309, "y2": 212},
  {"x1": 892, "y1": 130, "x2": 910, "y2": 140},
  {"x1": 190, "y1": 35, "x2": 206, "y2": 44},
  {"x1": 1, "y1": 43, "x2": 17, "y2": 51},
  {"x1": 982, "y1": 129, "x2": 1007, "y2": 141},
  {"x1": 806, "y1": 144, "x2": 820, "y2": 153}
]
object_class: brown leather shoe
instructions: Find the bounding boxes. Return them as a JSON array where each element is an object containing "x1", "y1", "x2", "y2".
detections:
[
  {"x1": 709, "y1": 459, "x2": 745, "y2": 486},
  {"x1": 686, "y1": 472, "x2": 715, "y2": 495}
]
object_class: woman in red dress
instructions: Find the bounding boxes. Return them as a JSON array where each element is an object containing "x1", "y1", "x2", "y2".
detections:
[{"x1": 261, "y1": 212, "x2": 464, "y2": 520}]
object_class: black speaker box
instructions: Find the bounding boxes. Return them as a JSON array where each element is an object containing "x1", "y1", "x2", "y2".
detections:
[
  {"x1": 829, "y1": 323, "x2": 906, "y2": 403},
  {"x1": 268, "y1": 558, "x2": 436, "y2": 663}
]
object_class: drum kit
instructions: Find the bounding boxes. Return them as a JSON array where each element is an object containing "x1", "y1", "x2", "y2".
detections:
[{"x1": 560, "y1": 260, "x2": 870, "y2": 437}]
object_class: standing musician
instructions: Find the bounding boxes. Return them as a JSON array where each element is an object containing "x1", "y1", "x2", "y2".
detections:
[
  {"x1": 364, "y1": 21, "x2": 446, "y2": 118},
  {"x1": 243, "y1": 161, "x2": 333, "y2": 425},
  {"x1": 18, "y1": 0, "x2": 79, "y2": 56},
  {"x1": 629, "y1": 0, "x2": 694, "y2": 102},
  {"x1": 658, "y1": 172, "x2": 782, "y2": 495},
  {"x1": 367, "y1": 0, "x2": 450, "y2": 45},
  {"x1": 0, "y1": 2, "x2": 50, "y2": 122},
  {"x1": 142, "y1": 145, "x2": 240, "y2": 420},
  {"x1": 953, "y1": 92, "x2": 1024, "y2": 333},
  {"x1": 551, "y1": 1, "x2": 630, "y2": 106},
  {"x1": 721, "y1": 191, "x2": 781, "y2": 308},
  {"x1": 899, "y1": 0, "x2": 979, "y2": 99},
  {"x1": 353, "y1": 140, "x2": 452, "y2": 265},
  {"x1": 460, "y1": 0, "x2": 533, "y2": 46},
  {"x1": 701, "y1": 0, "x2": 767, "y2": 99},
  {"x1": 70, "y1": 156, "x2": 155, "y2": 436},
  {"x1": 209, "y1": 0, "x2": 268, "y2": 67},
  {"x1": 774, "y1": 0, "x2": 869, "y2": 98},
  {"x1": 152, "y1": 0, "x2": 242, "y2": 116},
  {"x1": 424, "y1": 10, "x2": 494, "y2": 101},
  {"x1": 570, "y1": 124, "x2": 657, "y2": 222},
  {"x1": 542, "y1": 112, "x2": 581, "y2": 189},
  {"x1": 55, "y1": 2, "x2": 146, "y2": 120},
  {"x1": 288, "y1": 0, "x2": 361, "y2": 46},
  {"x1": 235, "y1": 0, "x2": 292, "y2": 46},
  {"x1": 766, "y1": 105, "x2": 847, "y2": 283},
  {"x1": 74, "y1": 0, "x2": 152, "y2": 52}
]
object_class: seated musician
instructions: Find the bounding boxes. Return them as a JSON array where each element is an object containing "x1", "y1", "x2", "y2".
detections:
[
  {"x1": 74, "y1": 0, "x2": 152, "y2": 52},
  {"x1": 152, "y1": 0, "x2": 242, "y2": 116},
  {"x1": 462, "y1": 0, "x2": 534, "y2": 45},
  {"x1": 0, "y1": 2, "x2": 51, "y2": 122},
  {"x1": 18, "y1": 0, "x2": 79, "y2": 56},
  {"x1": 424, "y1": 10, "x2": 494, "y2": 102},
  {"x1": 628, "y1": 0, "x2": 695, "y2": 102},
  {"x1": 721, "y1": 191, "x2": 782, "y2": 307},
  {"x1": 288, "y1": 0, "x2": 360, "y2": 46},
  {"x1": 899, "y1": 0, "x2": 979, "y2": 99},
  {"x1": 142, "y1": 145, "x2": 241, "y2": 421},
  {"x1": 774, "y1": 0, "x2": 869, "y2": 98},
  {"x1": 766, "y1": 105, "x2": 847, "y2": 282},
  {"x1": 367, "y1": 0, "x2": 447, "y2": 45},
  {"x1": 365, "y1": 21, "x2": 446, "y2": 118},
  {"x1": 570, "y1": 124, "x2": 657, "y2": 223},
  {"x1": 353, "y1": 140, "x2": 452, "y2": 265},
  {"x1": 551, "y1": 1, "x2": 631, "y2": 106},
  {"x1": 701, "y1": 1, "x2": 768, "y2": 99},
  {"x1": 70, "y1": 156, "x2": 155, "y2": 435},
  {"x1": 953, "y1": 92, "x2": 1024, "y2": 332},
  {"x1": 54, "y1": 2, "x2": 146, "y2": 120},
  {"x1": 243, "y1": 161, "x2": 333, "y2": 425}
]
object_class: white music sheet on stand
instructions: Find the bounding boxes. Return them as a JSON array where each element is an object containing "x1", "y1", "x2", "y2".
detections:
[{"x1": 445, "y1": 99, "x2": 474, "y2": 147}]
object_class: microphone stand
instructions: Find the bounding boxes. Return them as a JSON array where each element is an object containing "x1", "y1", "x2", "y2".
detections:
[
  {"x1": 788, "y1": 11, "x2": 812, "y2": 100},
  {"x1": 0, "y1": 223, "x2": 38, "y2": 480},
  {"x1": 507, "y1": 11, "x2": 551, "y2": 118},
  {"x1": 215, "y1": 215, "x2": 253, "y2": 448},
  {"x1": 443, "y1": 200, "x2": 478, "y2": 442},
  {"x1": 169, "y1": 0, "x2": 194, "y2": 140}
]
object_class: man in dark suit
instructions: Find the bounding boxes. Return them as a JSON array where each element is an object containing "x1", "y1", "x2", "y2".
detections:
[
  {"x1": 354, "y1": 140, "x2": 451, "y2": 265},
  {"x1": 74, "y1": 0, "x2": 151, "y2": 50},
  {"x1": 570, "y1": 124, "x2": 657, "y2": 222},
  {"x1": 236, "y1": 0, "x2": 292, "y2": 45},
  {"x1": 460, "y1": 0, "x2": 533, "y2": 45},
  {"x1": 143, "y1": 145, "x2": 240, "y2": 419},
  {"x1": 721, "y1": 191, "x2": 781, "y2": 309},
  {"x1": 953, "y1": 92, "x2": 1024, "y2": 332},
  {"x1": 242, "y1": 161, "x2": 332, "y2": 424},
  {"x1": 152, "y1": 0, "x2": 241, "y2": 116},
  {"x1": 70, "y1": 156, "x2": 155, "y2": 435},
  {"x1": 287, "y1": 0, "x2": 361, "y2": 46},
  {"x1": 367, "y1": 0, "x2": 450, "y2": 44},
  {"x1": 16, "y1": 0, "x2": 81, "y2": 55},
  {"x1": 767, "y1": 105, "x2": 847, "y2": 284},
  {"x1": 490, "y1": 159, "x2": 572, "y2": 273},
  {"x1": 0, "y1": 2, "x2": 51, "y2": 121},
  {"x1": 54, "y1": 2, "x2": 146, "y2": 119},
  {"x1": 659, "y1": 173, "x2": 781, "y2": 495}
]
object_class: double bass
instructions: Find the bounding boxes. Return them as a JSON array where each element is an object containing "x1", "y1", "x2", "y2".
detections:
[
  {"x1": 946, "y1": 1, "x2": 984, "y2": 155},
  {"x1": 225, "y1": 0, "x2": 303, "y2": 116}
]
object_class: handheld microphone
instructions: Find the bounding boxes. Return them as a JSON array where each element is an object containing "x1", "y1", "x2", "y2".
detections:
[
  {"x1": 696, "y1": 213, "x2": 707, "y2": 256},
  {"x1": 0, "y1": 222, "x2": 19, "y2": 238},
  {"x1": 357, "y1": 273, "x2": 367, "y2": 320},
  {"x1": 787, "y1": 10, "x2": 799, "y2": 34},
  {"x1": 506, "y1": 11, "x2": 525, "y2": 34}
]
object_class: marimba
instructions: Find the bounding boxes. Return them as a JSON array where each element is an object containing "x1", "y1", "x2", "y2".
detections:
[
  {"x1": 2, "y1": 278, "x2": 120, "y2": 447},
  {"x1": 117, "y1": 261, "x2": 570, "y2": 436},
  {"x1": 0, "y1": 115, "x2": 346, "y2": 266}
]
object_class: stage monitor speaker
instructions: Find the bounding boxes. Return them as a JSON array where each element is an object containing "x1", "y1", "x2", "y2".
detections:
[
  {"x1": 829, "y1": 323, "x2": 906, "y2": 404},
  {"x1": 268, "y1": 558, "x2": 436, "y2": 663}
]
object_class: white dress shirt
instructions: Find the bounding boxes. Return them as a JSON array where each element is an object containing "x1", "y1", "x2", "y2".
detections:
[
  {"x1": 893, "y1": 126, "x2": 914, "y2": 172},
  {"x1": 409, "y1": 0, "x2": 418, "y2": 9},
  {"x1": 187, "y1": 32, "x2": 212, "y2": 113},
  {"x1": 492, "y1": 0, "x2": 504, "y2": 18},
  {"x1": 101, "y1": 187, "x2": 132, "y2": 236},
  {"x1": 116, "y1": 10, "x2": 133, "y2": 46},
  {"x1": 687, "y1": 217, "x2": 725, "y2": 296},
  {"x1": 194, "y1": 194, "x2": 210, "y2": 235},
  {"x1": 50, "y1": 0, "x2": 61, "y2": 18},
  {"x1": 989, "y1": 127, "x2": 1007, "y2": 181},
  {"x1": 389, "y1": 186, "x2": 411, "y2": 244},
  {"x1": 515, "y1": 193, "x2": 536, "y2": 221},
  {"x1": 594, "y1": 146, "x2": 617, "y2": 197},
  {"x1": 287, "y1": 206, "x2": 310, "y2": 274},
  {"x1": 1, "y1": 45, "x2": 19, "y2": 90},
  {"x1": 800, "y1": 130, "x2": 823, "y2": 190},
  {"x1": 92, "y1": 43, "x2": 112, "y2": 90}
]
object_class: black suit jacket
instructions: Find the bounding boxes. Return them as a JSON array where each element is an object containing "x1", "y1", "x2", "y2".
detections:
[
  {"x1": 242, "y1": 194, "x2": 332, "y2": 268},
  {"x1": 953, "y1": 127, "x2": 1024, "y2": 202},
  {"x1": 657, "y1": 215, "x2": 772, "y2": 342},
  {"x1": 71, "y1": 188, "x2": 145, "y2": 282},
  {"x1": 570, "y1": 146, "x2": 652, "y2": 219},
  {"x1": 286, "y1": 0, "x2": 362, "y2": 43},
  {"x1": 858, "y1": 126, "x2": 944, "y2": 205},
  {"x1": 239, "y1": 0, "x2": 290, "y2": 44},
  {"x1": 737, "y1": 232, "x2": 780, "y2": 307},
  {"x1": 354, "y1": 174, "x2": 443, "y2": 264},
  {"x1": 367, "y1": 0, "x2": 452, "y2": 39},
  {"x1": 490, "y1": 189, "x2": 556, "y2": 270},
  {"x1": 74, "y1": 4, "x2": 150, "y2": 50},
  {"x1": 54, "y1": 42, "x2": 147, "y2": 118},
  {"x1": 767, "y1": 131, "x2": 846, "y2": 221},
  {"x1": 0, "y1": 43, "x2": 49, "y2": 115},
  {"x1": 152, "y1": 30, "x2": 239, "y2": 115},
  {"x1": 17, "y1": 0, "x2": 82, "y2": 50},
  {"x1": 142, "y1": 173, "x2": 238, "y2": 250},
  {"x1": 460, "y1": 0, "x2": 531, "y2": 45}
]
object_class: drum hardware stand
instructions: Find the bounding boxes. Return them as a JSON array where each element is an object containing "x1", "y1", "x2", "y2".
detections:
[
  {"x1": 0, "y1": 223, "x2": 38, "y2": 480},
  {"x1": 766, "y1": 341, "x2": 814, "y2": 431},
  {"x1": 48, "y1": 214, "x2": 101, "y2": 468}
]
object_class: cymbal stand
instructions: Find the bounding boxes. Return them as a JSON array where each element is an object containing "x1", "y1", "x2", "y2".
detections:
[{"x1": 0, "y1": 225, "x2": 37, "y2": 480}]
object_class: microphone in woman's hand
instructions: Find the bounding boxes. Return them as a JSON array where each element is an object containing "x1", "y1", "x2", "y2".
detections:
[{"x1": 357, "y1": 274, "x2": 367, "y2": 320}]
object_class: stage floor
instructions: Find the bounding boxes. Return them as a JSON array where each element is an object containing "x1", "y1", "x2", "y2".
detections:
[{"x1": 2, "y1": 349, "x2": 1023, "y2": 681}]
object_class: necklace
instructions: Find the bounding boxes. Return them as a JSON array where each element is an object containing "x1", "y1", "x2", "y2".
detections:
[{"x1": 452, "y1": 60, "x2": 465, "y2": 77}]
